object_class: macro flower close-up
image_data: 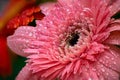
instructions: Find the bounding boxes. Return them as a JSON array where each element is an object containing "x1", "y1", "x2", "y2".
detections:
[{"x1": 7, "y1": 0, "x2": 120, "y2": 80}]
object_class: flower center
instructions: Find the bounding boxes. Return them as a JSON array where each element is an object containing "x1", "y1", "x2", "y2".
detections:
[{"x1": 67, "y1": 32, "x2": 79, "y2": 46}]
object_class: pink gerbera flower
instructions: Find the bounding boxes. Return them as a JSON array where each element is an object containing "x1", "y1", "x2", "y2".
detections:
[{"x1": 7, "y1": 0, "x2": 120, "y2": 80}]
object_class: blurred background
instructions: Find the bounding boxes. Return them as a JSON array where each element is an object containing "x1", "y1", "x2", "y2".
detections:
[{"x1": 0, "y1": 0, "x2": 55, "y2": 80}]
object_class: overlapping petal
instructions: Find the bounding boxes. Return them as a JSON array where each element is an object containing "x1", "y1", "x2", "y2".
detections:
[{"x1": 7, "y1": 26, "x2": 37, "y2": 57}]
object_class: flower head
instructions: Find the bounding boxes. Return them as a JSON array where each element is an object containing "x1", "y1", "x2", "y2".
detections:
[{"x1": 7, "y1": 0, "x2": 120, "y2": 80}]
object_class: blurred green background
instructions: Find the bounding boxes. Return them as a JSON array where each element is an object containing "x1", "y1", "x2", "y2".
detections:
[{"x1": 0, "y1": 56, "x2": 26, "y2": 80}]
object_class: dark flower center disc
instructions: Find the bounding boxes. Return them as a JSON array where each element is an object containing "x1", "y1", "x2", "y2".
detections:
[{"x1": 68, "y1": 33, "x2": 79, "y2": 46}]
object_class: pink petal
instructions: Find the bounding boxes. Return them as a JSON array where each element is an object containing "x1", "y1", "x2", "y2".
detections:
[
  {"x1": 95, "y1": 61, "x2": 119, "y2": 80},
  {"x1": 7, "y1": 26, "x2": 37, "y2": 57},
  {"x1": 16, "y1": 64, "x2": 37, "y2": 80},
  {"x1": 106, "y1": 19, "x2": 120, "y2": 32},
  {"x1": 108, "y1": 0, "x2": 120, "y2": 15},
  {"x1": 104, "y1": 31, "x2": 120, "y2": 45},
  {"x1": 40, "y1": 2, "x2": 56, "y2": 15},
  {"x1": 79, "y1": 65, "x2": 99, "y2": 80},
  {"x1": 98, "y1": 45, "x2": 120, "y2": 73},
  {"x1": 58, "y1": 0, "x2": 91, "y2": 8}
]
